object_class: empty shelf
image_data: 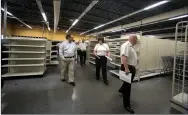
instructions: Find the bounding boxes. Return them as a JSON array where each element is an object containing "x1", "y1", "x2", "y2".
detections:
[
  {"x1": 51, "y1": 55, "x2": 58, "y2": 58},
  {"x1": 50, "y1": 61, "x2": 59, "y2": 65},
  {"x1": 172, "y1": 92, "x2": 188, "y2": 106},
  {"x1": 2, "y1": 72, "x2": 44, "y2": 77},
  {"x1": 110, "y1": 62, "x2": 121, "y2": 67},
  {"x1": 51, "y1": 51, "x2": 58, "y2": 53},
  {"x1": 111, "y1": 54, "x2": 121, "y2": 58},
  {"x1": 90, "y1": 53, "x2": 94, "y2": 55},
  {"x1": 2, "y1": 64, "x2": 45, "y2": 67},
  {"x1": 89, "y1": 57, "x2": 95, "y2": 60},
  {"x1": 3, "y1": 44, "x2": 45, "y2": 48},
  {"x1": 89, "y1": 61, "x2": 95, "y2": 65},
  {"x1": 3, "y1": 51, "x2": 45, "y2": 54},
  {"x1": 109, "y1": 70, "x2": 119, "y2": 76},
  {"x1": 2, "y1": 58, "x2": 45, "y2": 60}
]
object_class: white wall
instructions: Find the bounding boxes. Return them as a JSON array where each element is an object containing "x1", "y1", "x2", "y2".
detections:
[{"x1": 139, "y1": 35, "x2": 185, "y2": 71}]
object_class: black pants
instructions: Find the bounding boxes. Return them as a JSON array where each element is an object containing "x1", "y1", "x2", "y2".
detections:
[
  {"x1": 77, "y1": 50, "x2": 81, "y2": 62},
  {"x1": 80, "y1": 50, "x2": 86, "y2": 65},
  {"x1": 95, "y1": 56, "x2": 107, "y2": 81},
  {"x1": 119, "y1": 64, "x2": 136, "y2": 107}
]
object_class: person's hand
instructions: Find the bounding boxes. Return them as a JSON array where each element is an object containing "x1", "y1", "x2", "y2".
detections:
[
  {"x1": 125, "y1": 68, "x2": 130, "y2": 73},
  {"x1": 61, "y1": 56, "x2": 65, "y2": 60}
]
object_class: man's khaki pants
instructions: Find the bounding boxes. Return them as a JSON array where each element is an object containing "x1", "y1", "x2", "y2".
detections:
[{"x1": 60, "y1": 57, "x2": 74, "y2": 82}]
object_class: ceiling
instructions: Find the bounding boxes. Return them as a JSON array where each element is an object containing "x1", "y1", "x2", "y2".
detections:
[{"x1": 1, "y1": 0, "x2": 188, "y2": 34}]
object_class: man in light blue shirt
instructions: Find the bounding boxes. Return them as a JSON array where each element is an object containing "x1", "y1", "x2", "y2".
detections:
[{"x1": 59, "y1": 34, "x2": 77, "y2": 86}]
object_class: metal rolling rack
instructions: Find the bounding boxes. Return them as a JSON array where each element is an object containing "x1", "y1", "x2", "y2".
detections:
[
  {"x1": 171, "y1": 21, "x2": 188, "y2": 113},
  {"x1": 2, "y1": 37, "x2": 47, "y2": 77},
  {"x1": 161, "y1": 56, "x2": 174, "y2": 74}
]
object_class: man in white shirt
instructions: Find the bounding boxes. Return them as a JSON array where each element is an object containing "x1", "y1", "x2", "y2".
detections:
[
  {"x1": 119, "y1": 35, "x2": 138, "y2": 114},
  {"x1": 59, "y1": 34, "x2": 77, "y2": 86},
  {"x1": 79, "y1": 39, "x2": 87, "y2": 66}
]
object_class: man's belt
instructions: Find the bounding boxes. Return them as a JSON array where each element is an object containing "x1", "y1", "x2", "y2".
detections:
[{"x1": 64, "y1": 56, "x2": 74, "y2": 58}]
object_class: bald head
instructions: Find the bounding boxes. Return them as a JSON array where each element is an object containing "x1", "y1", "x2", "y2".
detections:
[{"x1": 129, "y1": 35, "x2": 137, "y2": 46}]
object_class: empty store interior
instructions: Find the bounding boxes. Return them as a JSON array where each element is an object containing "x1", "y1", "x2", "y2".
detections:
[{"x1": 1, "y1": 0, "x2": 188, "y2": 114}]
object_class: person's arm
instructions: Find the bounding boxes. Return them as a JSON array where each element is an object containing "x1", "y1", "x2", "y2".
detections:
[
  {"x1": 105, "y1": 44, "x2": 110, "y2": 57},
  {"x1": 121, "y1": 45, "x2": 130, "y2": 73},
  {"x1": 122, "y1": 55, "x2": 129, "y2": 73},
  {"x1": 93, "y1": 44, "x2": 98, "y2": 56},
  {"x1": 59, "y1": 42, "x2": 64, "y2": 59}
]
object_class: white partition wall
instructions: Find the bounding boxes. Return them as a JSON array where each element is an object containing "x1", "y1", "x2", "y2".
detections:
[
  {"x1": 2, "y1": 37, "x2": 47, "y2": 77},
  {"x1": 138, "y1": 35, "x2": 185, "y2": 79}
]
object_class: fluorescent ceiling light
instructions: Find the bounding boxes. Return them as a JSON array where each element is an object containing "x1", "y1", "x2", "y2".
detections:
[
  {"x1": 1, "y1": 7, "x2": 32, "y2": 29},
  {"x1": 72, "y1": 19, "x2": 79, "y2": 26},
  {"x1": 168, "y1": 14, "x2": 188, "y2": 20},
  {"x1": 48, "y1": 26, "x2": 51, "y2": 31},
  {"x1": 66, "y1": 0, "x2": 98, "y2": 33},
  {"x1": 1, "y1": 8, "x2": 13, "y2": 16},
  {"x1": 94, "y1": 24, "x2": 105, "y2": 29},
  {"x1": 144, "y1": 0, "x2": 169, "y2": 10},
  {"x1": 111, "y1": 29, "x2": 126, "y2": 33},
  {"x1": 81, "y1": 0, "x2": 170, "y2": 35},
  {"x1": 42, "y1": 12, "x2": 47, "y2": 22},
  {"x1": 26, "y1": 25, "x2": 32, "y2": 29}
]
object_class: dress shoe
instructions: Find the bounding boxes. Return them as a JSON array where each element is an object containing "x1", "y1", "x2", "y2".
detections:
[
  {"x1": 104, "y1": 80, "x2": 109, "y2": 85},
  {"x1": 125, "y1": 106, "x2": 134, "y2": 114},
  {"x1": 118, "y1": 89, "x2": 122, "y2": 93},
  {"x1": 61, "y1": 79, "x2": 66, "y2": 82},
  {"x1": 70, "y1": 82, "x2": 76, "y2": 86}
]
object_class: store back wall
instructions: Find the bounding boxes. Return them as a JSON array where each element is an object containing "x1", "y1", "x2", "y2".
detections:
[{"x1": 6, "y1": 24, "x2": 89, "y2": 41}]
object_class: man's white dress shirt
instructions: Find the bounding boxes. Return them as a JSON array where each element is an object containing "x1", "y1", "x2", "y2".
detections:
[
  {"x1": 120, "y1": 41, "x2": 137, "y2": 66},
  {"x1": 94, "y1": 43, "x2": 109, "y2": 56},
  {"x1": 59, "y1": 40, "x2": 76, "y2": 58},
  {"x1": 79, "y1": 42, "x2": 87, "y2": 51}
]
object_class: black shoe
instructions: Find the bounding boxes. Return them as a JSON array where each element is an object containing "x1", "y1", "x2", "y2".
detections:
[
  {"x1": 96, "y1": 77, "x2": 100, "y2": 80},
  {"x1": 125, "y1": 106, "x2": 134, "y2": 114},
  {"x1": 118, "y1": 89, "x2": 123, "y2": 94},
  {"x1": 70, "y1": 82, "x2": 76, "y2": 86},
  {"x1": 61, "y1": 79, "x2": 66, "y2": 82},
  {"x1": 104, "y1": 80, "x2": 109, "y2": 85}
]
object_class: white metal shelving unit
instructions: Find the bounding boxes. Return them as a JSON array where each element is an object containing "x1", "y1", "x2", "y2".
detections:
[
  {"x1": 50, "y1": 40, "x2": 61, "y2": 65},
  {"x1": 2, "y1": 37, "x2": 47, "y2": 78},
  {"x1": 170, "y1": 21, "x2": 188, "y2": 113},
  {"x1": 89, "y1": 39, "x2": 98, "y2": 65},
  {"x1": 46, "y1": 40, "x2": 51, "y2": 65},
  {"x1": 106, "y1": 37, "x2": 129, "y2": 78}
]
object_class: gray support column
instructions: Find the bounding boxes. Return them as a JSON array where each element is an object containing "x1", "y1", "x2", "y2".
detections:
[{"x1": 3, "y1": 0, "x2": 7, "y2": 38}]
